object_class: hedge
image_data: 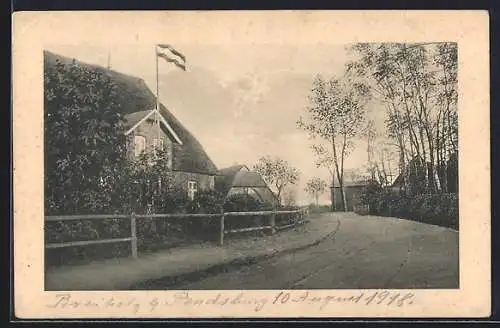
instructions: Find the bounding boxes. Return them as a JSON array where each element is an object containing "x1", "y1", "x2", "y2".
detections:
[
  {"x1": 360, "y1": 192, "x2": 458, "y2": 230},
  {"x1": 45, "y1": 191, "x2": 300, "y2": 267}
]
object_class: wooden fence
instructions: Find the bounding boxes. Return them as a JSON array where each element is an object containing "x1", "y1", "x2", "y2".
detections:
[{"x1": 45, "y1": 207, "x2": 310, "y2": 259}]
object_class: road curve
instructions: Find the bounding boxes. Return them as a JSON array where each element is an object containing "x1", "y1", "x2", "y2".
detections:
[{"x1": 172, "y1": 213, "x2": 459, "y2": 290}]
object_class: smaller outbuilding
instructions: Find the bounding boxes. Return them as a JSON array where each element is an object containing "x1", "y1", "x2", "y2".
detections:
[
  {"x1": 215, "y1": 165, "x2": 278, "y2": 205},
  {"x1": 330, "y1": 178, "x2": 373, "y2": 212}
]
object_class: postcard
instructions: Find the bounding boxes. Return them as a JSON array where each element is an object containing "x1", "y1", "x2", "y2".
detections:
[{"x1": 12, "y1": 10, "x2": 490, "y2": 318}]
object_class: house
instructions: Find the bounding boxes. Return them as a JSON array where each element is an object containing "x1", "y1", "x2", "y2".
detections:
[
  {"x1": 215, "y1": 165, "x2": 278, "y2": 205},
  {"x1": 391, "y1": 153, "x2": 458, "y2": 194},
  {"x1": 44, "y1": 51, "x2": 218, "y2": 200},
  {"x1": 330, "y1": 178, "x2": 372, "y2": 212}
]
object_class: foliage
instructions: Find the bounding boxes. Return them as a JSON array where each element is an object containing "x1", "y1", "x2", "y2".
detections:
[
  {"x1": 347, "y1": 43, "x2": 458, "y2": 194},
  {"x1": 45, "y1": 189, "x2": 227, "y2": 266},
  {"x1": 223, "y1": 193, "x2": 272, "y2": 212},
  {"x1": 222, "y1": 194, "x2": 271, "y2": 232},
  {"x1": 359, "y1": 180, "x2": 384, "y2": 211},
  {"x1": 44, "y1": 59, "x2": 229, "y2": 264},
  {"x1": 360, "y1": 191, "x2": 458, "y2": 230},
  {"x1": 304, "y1": 177, "x2": 328, "y2": 206},
  {"x1": 44, "y1": 58, "x2": 183, "y2": 216},
  {"x1": 308, "y1": 204, "x2": 331, "y2": 214},
  {"x1": 297, "y1": 73, "x2": 369, "y2": 211},
  {"x1": 281, "y1": 186, "x2": 299, "y2": 208},
  {"x1": 253, "y1": 156, "x2": 300, "y2": 205},
  {"x1": 44, "y1": 58, "x2": 128, "y2": 215},
  {"x1": 185, "y1": 189, "x2": 224, "y2": 214}
]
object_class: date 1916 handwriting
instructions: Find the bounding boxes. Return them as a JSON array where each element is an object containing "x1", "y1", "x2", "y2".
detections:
[{"x1": 47, "y1": 291, "x2": 415, "y2": 313}]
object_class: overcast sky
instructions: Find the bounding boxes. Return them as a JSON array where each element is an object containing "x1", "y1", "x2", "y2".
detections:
[{"x1": 45, "y1": 44, "x2": 386, "y2": 205}]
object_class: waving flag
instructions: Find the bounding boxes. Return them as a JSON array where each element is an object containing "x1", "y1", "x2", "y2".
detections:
[{"x1": 156, "y1": 44, "x2": 187, "y2": 71}]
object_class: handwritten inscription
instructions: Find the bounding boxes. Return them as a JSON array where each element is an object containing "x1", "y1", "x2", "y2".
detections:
[{"x1": 46, "y1": 291, "x2": 415, "y2": 314}]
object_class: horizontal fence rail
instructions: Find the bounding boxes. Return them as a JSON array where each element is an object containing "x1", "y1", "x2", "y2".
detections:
[
  {"x1": 44, "y1": 207, "x2": 310, "y2": 260},
  {"x1": 45, "y1": 214, "x2": 130, "y2": 221},
  {"x1": 45, "y1": 237, "x2": 134, "y2": 249}
]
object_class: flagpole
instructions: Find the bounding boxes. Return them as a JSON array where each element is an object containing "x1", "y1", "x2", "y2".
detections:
[
  {"x1": 155, "y1": 45, "x2": 160, "y2": 144},
  {"x1": 155, "y1": 45, "x2": 160, "y2": 113}
]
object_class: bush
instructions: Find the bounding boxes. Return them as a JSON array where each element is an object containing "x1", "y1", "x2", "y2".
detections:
[
  {"x1": 308, "y1": 204, "x2": 331, "y2": 214},
  {"x1": 222, "y1": 194, "x2": 269, "y2": 231},
  {"x1": 186, "y1": 190, "x2": 224, "y2": 214},
  {"x1": 45, "y1": 218, "x2": 131, "y2": 267},
  {"x1": 45, "y1": 189, "x2": 227, "y2": 266},
  {"x1": 360, "y1": 192, "x2": 458, "y2": 230}
]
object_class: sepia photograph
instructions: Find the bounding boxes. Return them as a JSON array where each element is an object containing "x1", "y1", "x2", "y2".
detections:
[
  {"x1": 43, "y1": 42, "x2": 460, "y2": 291},
  {"x1": 13, "y1": 11, "x2": 490, "y2": 318}
]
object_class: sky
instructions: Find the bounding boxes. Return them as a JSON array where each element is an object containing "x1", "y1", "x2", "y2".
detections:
[{"x1": 45, "y1": 44, "x2": 387, "y2": 205}]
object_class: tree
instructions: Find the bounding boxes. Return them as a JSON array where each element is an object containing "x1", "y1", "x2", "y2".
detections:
[
  {"x1": 298, "y1": 73, "x2": 368, "y2": 211},
  {"x1": 282, "y1": 186, "x2": 298, "y2": 208},
  {"x1": 373, "y1": 138, "x2": 398, "y2": 187},
  {"x1": 304, "y1": 177, "x2": 327, "y2": 207},
  {"x1": 44, "y1": 58, "x2": 178, "y2": 215},
  {"x1": 253, "y1": 156, "x2": 300, "y2": 206},
  {"x1": 348, "y1": 42, "x2": 458, "y2": 195},
  {"x1": 364, "y1": 119, "x2": 378, "y2": 182},
  {"x1": 44, "y1": 58, "x2": 128, "y2": 214},
  {"x1": 117, "y1": 149, "x2": 176, "y2": 214}
]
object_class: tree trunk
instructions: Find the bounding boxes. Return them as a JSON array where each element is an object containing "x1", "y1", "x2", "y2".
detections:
[
  {"x1": 425, "y1": 123, "x2": 441, "y2": 193},
  {"x1": 418, "y1": 127, "x2": 429, "y2": 193},
  {"x1": 276, "y1": 186, "x2": 282, "y2": 207},
  {"x1": 339, "y1": 182, "x2": 347, "y2": 212},
  {"x1": 331, "y1": 135, "x2": 347, "y2": 212},
  {"x1": 331, "y1": 178, "x2": 336, "y2": 211}
]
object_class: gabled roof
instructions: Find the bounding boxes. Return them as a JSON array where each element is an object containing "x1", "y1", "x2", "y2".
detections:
[
  {"x1": 215, "y1": 164, "x2": 277, "y2": 201},
  {"x1": 44, "y1": 50, "x2": 218, "y2": 175},
  {"x1": 123, "y1": 110, "x2": 183, "y2": 145},
  {"x1": 215, "y1": 165, "x2": 249, "y2": 196}
]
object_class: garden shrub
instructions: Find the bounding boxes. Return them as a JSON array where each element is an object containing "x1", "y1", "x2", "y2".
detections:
[
  {"x1": 308, "y1": 204, "x2": 331, "y2": 214},
  {"x1": 45, "y1": 189, "x2": 228, "y2": 265},
  {"x1": 45, "y1": 218, "x2": 131, "y2": 267},
  {"x1": 360, "y1": 191, "x2": 458, "y2": 230},
  {"x1": 223, "y1": 194, "x2": 269, "y2": 231}
]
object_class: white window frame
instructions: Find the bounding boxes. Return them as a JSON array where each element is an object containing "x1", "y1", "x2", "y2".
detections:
[
  {"x1": 152, "y1": 137, "x2": 164, "y2": 158},
  {"x1": 187, "y1": 181, "x2": 198, "y2": 200},
  {"x1": 134, "y1": 135, "x2": 146, "y2": 157}
]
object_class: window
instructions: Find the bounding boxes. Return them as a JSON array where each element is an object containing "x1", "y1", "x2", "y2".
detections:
[
  {"x1": 153, "y1": 138, "x2": 164, "y2": 158},
  {"x1": 209, "y1": 176, "x2": 215, "y2": 189},
  {"x1": 134, "y1": 135, "x2": 146, "y2": 157},
  {"x1": 187, "y1": 181, "x2": 198, "y2": 200},
  {"x1": 165, "y1": 140, "x2": 173, "y2": 168}
]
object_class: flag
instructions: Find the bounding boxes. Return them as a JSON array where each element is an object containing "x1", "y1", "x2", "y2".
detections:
[{"x1": 156, "y1": 44, "x2": 187, "y2": 71}]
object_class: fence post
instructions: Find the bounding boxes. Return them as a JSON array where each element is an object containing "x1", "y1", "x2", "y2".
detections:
[
  {"x1": 270, "y1": 201, "x2": 276, "y2": 234},
  {"x1": 130, "y1": 212, "x2": 138, "y2": 259},
  {"x1": 219, "y1": 209, "x2": 225, "y2": 246}
]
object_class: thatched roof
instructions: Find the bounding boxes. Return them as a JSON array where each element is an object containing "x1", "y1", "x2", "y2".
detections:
[
  {"x1": 331, "y1": 178, "x2": 372, "y2": 188},
  {"x1": 44, "y1": 50, "x2": 218, "y2": 175},
  {"x1": 215, "y1": 165, "x2": 247, "y2": 195},
  {"x1": 215, "y1": 165, "x2": 277, "y2": 202}
]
